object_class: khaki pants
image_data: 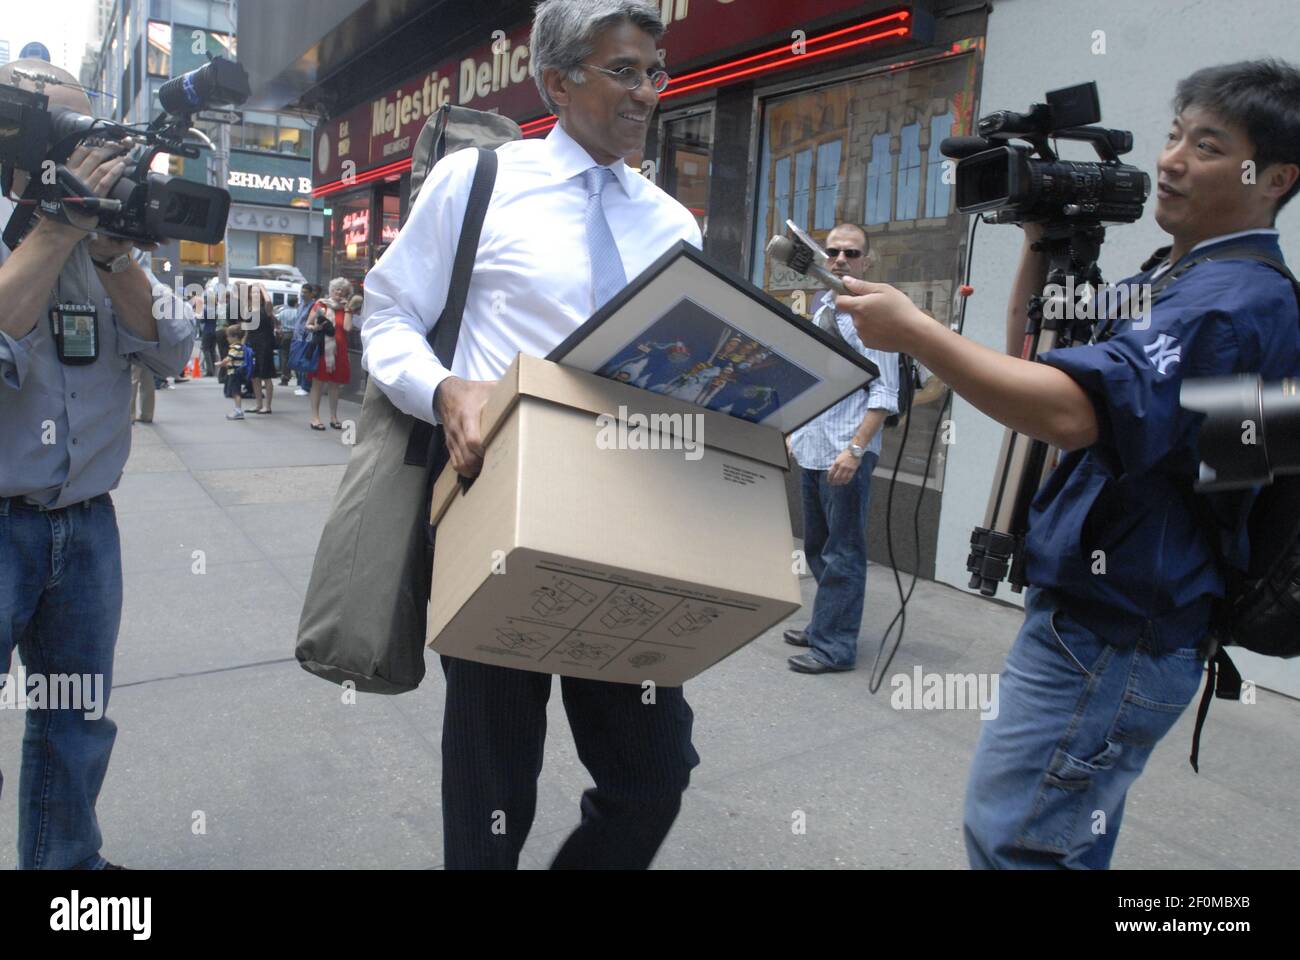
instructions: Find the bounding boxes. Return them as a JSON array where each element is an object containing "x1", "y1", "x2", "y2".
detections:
[{"x1": 131, "y1": 364, "x2": 155, "y2": 423}]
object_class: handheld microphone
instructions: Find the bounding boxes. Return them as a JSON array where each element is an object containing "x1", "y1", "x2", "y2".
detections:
[{"x1": 765, "y1": 220, "x2": 847, "y2": 294}]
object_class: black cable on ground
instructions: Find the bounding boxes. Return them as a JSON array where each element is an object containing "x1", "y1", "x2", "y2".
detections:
[{"x1": 868, "y1": 213, "x2": 980, "y2": 693}]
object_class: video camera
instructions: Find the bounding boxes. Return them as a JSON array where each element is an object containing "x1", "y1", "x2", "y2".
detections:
[
  {"x1": 0, "y1": 56, "x2": 249, "y2": 249},
  {"x1": 941, "y1": 81, "x2": 1149, "y2": 225}
]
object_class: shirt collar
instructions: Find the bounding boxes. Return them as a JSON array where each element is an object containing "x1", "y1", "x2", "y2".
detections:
[
  {"x1": 1150, "y1": 227, "x2": 1281, "y2": 278},
  {"x1": 544, "y1": 121, "x2": 633, "y2": 195}
]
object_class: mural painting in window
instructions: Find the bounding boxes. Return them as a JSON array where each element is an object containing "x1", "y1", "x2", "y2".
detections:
[{"x1": 751, "y1": 48, "x2": 980, "y2": 486}]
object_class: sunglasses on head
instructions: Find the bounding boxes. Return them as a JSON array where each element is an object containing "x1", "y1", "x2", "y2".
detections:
[{"x1": 825, "y1": 247, "x2": 864, "y2": 260}]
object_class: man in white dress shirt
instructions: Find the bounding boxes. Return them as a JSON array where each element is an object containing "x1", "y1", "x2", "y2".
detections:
[
  {"x1": 783, "y1": 224, "x2": 900, "y2": 674},
  {"x1": 362, "y1": 0, "x2": 702, "y2": 869}
]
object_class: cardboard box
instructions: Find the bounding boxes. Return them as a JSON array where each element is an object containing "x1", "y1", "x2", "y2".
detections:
[{"x1": 427, "y1": 354, "x2": 802, "y2": 686}]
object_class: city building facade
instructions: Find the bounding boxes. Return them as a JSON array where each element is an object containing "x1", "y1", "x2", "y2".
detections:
[{"x1": 84, "y1": 0, "x2": 323, "y2": 293}]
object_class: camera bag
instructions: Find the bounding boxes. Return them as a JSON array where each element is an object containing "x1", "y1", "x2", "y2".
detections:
[{"x1": 1146, "y1": 244, "x2": 1300, "y2": 768}]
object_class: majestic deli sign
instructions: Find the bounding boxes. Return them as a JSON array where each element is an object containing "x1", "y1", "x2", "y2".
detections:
[{"x1": 315, "y1": 0, "x2": 885, "y2": 186}]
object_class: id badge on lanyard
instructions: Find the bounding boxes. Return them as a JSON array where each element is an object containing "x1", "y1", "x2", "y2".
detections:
[{"x1": 49, "y1": 302, "x2": 100, "y2": 365}]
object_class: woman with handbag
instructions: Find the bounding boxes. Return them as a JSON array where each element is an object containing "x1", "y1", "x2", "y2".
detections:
[{"x1": 307, "y1": 277, "x2": 354, "y2": 431}]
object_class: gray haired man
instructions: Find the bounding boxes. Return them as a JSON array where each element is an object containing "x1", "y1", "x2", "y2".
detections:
[{"x1": 363, "y1": 0, "x2": 701, "y2": 868}]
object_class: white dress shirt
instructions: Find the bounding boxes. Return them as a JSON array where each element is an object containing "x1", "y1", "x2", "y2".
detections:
[
  {"x1": 789, "y1": 290, "x2": 900, "y2": 470},
  {"x1": 362, "y1": 122, "x2": 702, "y2": 423}
]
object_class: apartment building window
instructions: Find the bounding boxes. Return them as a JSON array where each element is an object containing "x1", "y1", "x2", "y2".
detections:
[{"x1": 147, "y1": 21, "x2": 171, "y2": 76}]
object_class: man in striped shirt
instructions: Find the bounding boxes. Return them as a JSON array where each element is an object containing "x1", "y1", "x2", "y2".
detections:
[{"x1": 785, "y1": 223, "x2": 900, "y2": 674}]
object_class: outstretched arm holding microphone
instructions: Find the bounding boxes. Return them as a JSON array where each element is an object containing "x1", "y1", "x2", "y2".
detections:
[{"x1": 834, "y1": 271, "x2": 1099, "y2": 451}]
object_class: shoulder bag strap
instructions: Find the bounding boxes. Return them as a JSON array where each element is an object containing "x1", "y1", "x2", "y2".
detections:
[{"x1": 403, "y1": 147, "x2": 499, "y2": 466}]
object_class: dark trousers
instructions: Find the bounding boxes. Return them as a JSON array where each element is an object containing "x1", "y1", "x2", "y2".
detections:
[
  {"x1": 200, "y1": 331, "x2": 220, "y2": 375},
  {"x1": 439, "y1": 656, "x2": 699, "y2": 869},
  {"x1": 278, "y1": 336, "x2": 293, "y2": 383}
]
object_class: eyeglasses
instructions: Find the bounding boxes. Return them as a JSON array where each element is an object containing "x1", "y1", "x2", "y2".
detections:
[
  {"x1": 825, "y1": 247, "x2": 864, "y2": 260},
  {"x1": 579, "y1": 63, "x2": 671, "y2": 94}
]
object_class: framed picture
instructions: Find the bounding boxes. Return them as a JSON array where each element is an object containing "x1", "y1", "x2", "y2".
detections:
[{"x1": 547, "y1": 241, "x2": 879, "y2": 434}]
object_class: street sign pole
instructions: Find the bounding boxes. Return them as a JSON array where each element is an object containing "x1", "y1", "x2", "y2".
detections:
[{"x1": 218, "y1": 119, "x2": 231, "y2": 289}]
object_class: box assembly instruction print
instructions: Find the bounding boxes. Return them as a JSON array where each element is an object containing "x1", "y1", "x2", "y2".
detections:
[{"x1": 594, "y1": 297, "x2": 820, "y2": 424}]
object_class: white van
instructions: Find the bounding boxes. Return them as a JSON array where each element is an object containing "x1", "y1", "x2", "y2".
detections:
[{"x1": 204, "y1": 276, "x2": 305, "y2": 315}]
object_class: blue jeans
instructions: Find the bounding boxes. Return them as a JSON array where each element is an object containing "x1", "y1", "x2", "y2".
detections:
[
  {"x1": 800, "y1": 455, "x2": 878, "y2": 669},
  {"x1": 963, "y1": 587, "x2": 1206, "y2": 869},
  {"x1": 0, "y1": 495, "x2": 122, "y2": 870}
]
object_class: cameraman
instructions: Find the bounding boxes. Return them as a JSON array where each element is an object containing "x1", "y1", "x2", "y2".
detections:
[
  {"x1": 839, "y1": 59, "x2": 1300, "y2": 868},
  {"x1": 0, "y1": 61, "x2": 194, "y2": 870}
]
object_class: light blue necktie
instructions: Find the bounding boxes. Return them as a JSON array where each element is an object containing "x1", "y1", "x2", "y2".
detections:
[{"x1": 581, "y1": 166, "x2": 627, "y2": 311}]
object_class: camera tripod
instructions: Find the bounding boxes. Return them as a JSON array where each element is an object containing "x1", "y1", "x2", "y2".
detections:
[{"x1": 966, "y1": 220, "x2": 1110, "y2": 596}]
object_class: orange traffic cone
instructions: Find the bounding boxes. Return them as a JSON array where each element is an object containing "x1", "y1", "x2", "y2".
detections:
[{"x1": 190, "y1": 356, "x2": 202, "y2": 378}]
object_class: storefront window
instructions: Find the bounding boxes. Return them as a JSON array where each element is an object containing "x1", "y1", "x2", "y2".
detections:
[
  {"x1": 324, "y1": 191, "x2": 371, "y2": 293},
  {"x1": 258, "y1": 234, "x2": 295, "y2": 266},
  {"x1": 147, "y1": 22, "x2": 171, "y2": 77},
  {"x1": 749, "y1": 53, "x2": 979, "y2": 487},
  {"x1": 659, "y1": 110, "x2": 712, "y2": 238}
]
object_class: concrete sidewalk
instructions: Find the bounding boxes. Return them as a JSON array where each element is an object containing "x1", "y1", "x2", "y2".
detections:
[{"x1": 1, "y1": 373, "x2": 1296, "y2": 869}]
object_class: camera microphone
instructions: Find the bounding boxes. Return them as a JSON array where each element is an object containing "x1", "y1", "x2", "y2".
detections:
[
  {"x1": 158, "y1": 57, "x2": 250, "y2": 116},
  {"x1": 939, "y1": 136, "x2": 993, "y2": 158}
]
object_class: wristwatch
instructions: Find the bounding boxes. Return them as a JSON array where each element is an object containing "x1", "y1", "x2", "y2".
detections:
[
  {"x1": 90, "y1": 252, "x2": 132, "y2": 274},
  {"x1": 848, "y1": 443, "x2": 866, "y2": 459}
]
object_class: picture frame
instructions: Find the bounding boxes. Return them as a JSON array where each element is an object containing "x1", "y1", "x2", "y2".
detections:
[{"x1": 547, "y1": 241, "x2": 879, "y2": 434}]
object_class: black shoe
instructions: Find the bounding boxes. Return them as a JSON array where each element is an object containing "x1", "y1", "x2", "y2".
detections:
[
  {"x1": 783, "y1": 628, "x2": 810, "y2": 647},
  {"x1": 787, "y1": 653, "x2": 851, "y2": 674}
]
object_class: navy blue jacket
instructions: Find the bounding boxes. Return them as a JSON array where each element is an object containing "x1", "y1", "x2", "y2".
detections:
[{"x1": 1025, "y1": 231, "x2": 1300, "y2": 649}]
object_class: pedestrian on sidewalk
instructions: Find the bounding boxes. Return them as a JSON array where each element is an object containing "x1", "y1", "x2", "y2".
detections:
[
  {"x1": 307, "y1": 277, "x2": 352, "y2": 431},
  {"x1": 291, "y1": 283, "x2": 317, "y2": 396},
  {"x1": 195, "y1": 291, "x2": 219, "y2": 375},
  {"x1": 130, "y1": 360, "x2": 156, "y2": 423},
  {"x1": 362, "y1": 0, "x2": 700, "y2": 870},
  {"x1": 248, "y1": 283, "x2": 279, "y2": 414},
  {"x1": 218, "y1": 325, "x2": 249, "y2": 420},
  {"x1": 783, "y1": 223, "x2": 899, "y2": 675},
  {"x1": 838, "y1": 59, "x2": 1300, "y2": 869},
  {"x1": 0, "y1": 58, "x2": 194, "y2": 870}
]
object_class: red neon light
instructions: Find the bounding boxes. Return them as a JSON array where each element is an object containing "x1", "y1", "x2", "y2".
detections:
[
  {"x1": 661, "y1": 26, "x2": 910, "y2": 100},
  {"x1": 312, "y1": 156, "x2": 413, "y2": 198},
  {"x1": 523, "y1": 118, "x2": 557, "y2": 138},
  {"x1": 667, "y1": 11, "x2": 909, "y2": 87}
]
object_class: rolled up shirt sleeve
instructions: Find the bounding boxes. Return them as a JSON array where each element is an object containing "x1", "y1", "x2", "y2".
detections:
[
  {"x1": 842, "y1": 317, "x2": 899, "y2": 414},
  {"x1": 361, "y1": 147, "x2": 476, "y2": 425},
  {"x1": 0, "y1": 327, "x2": 36, "y2": 390},
  {"x1": 1037, "y1": 261, "x2": 1277, "y2": 478},
  {"x1": 115, "y1": 254, "x2": 196, "y2": 378}
]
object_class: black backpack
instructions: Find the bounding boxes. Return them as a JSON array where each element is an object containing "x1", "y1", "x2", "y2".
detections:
[{"x1": 1146, "y1": 244, "x2": 1300, "y2": 769}]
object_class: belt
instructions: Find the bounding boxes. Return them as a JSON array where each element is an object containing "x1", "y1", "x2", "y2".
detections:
[{"x1": 1, "y1": 492, "x2": 112, "y2": 513}]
